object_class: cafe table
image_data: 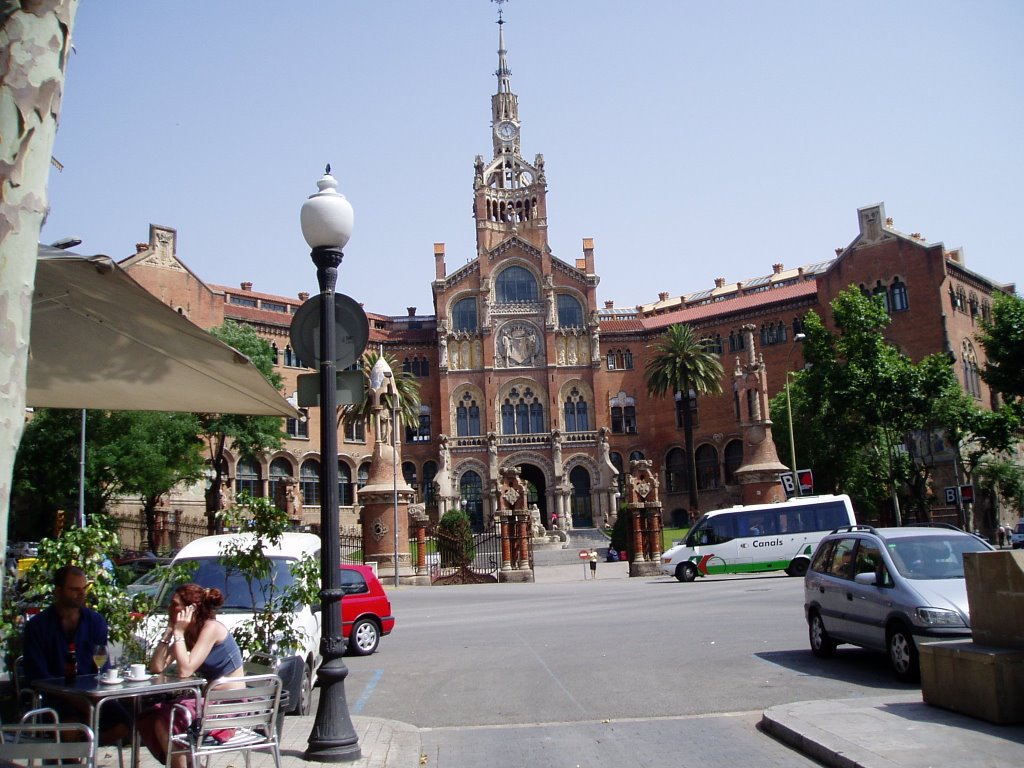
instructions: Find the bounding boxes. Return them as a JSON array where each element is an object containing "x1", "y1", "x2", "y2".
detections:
[{"x1": 33, "y1": 672, "x2": 203, "y2": 768}]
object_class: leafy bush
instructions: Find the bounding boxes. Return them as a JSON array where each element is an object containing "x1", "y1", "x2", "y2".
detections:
[{"x1": 437, "y1": 509, "x2": 475, "y2": 568}]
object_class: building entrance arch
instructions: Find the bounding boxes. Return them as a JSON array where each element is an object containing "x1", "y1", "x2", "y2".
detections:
[{"x1": 517, "y1": 463, "x2": 548, "y2": 526}]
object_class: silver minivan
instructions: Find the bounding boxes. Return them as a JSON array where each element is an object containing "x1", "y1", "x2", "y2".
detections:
[{"x1": 804, "y1": 524, "x2": 993, "y2": 681}]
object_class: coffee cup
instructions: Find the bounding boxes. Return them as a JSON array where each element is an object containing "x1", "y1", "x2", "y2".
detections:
[
  {"x1": 104, "y1": 667, "x2": 120, "y2": 681},
  {"x1": 130, "y1": 663, "x2": 147, "y2": 679}
]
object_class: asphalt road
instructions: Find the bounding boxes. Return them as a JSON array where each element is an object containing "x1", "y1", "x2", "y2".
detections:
[{"x1": 341, "y1": 567, "x2": 916, "y2": 767}]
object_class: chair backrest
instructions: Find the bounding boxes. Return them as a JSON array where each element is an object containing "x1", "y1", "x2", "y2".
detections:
[
  {"x1": 0, "y1": 722, "x2": 95, "y2": 765},
  {"x1": 200, "y1": 673, "x2": 282, "y2": 738},
  {"x1": 11, "y1": 656, "x2": 40, "y2": 713}
]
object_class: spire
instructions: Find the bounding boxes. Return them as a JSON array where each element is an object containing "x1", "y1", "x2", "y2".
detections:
[
  {"x1": 489, "y1": 0, "x2": 520, "y2": 156},
  {"x1": 495, "y1": 2, "x2": 511, "y2": 94}
]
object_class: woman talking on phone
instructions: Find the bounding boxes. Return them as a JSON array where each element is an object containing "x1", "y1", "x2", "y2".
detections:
[{"x1": 138, "y1": 583, "x2": 244, "y2": 767}]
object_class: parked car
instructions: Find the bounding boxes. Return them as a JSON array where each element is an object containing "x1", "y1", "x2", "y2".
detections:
[
  {"x1": 340, "y1": 564, "x2": 395, "y2": 656},
  {"x1": 804, "y1": 524, "x2": 993, "y2": 682},
  {"x1": 1010, "y1": 521, "x2": 1024, "y2": 549},
  {"x1": 126, "y1": 565, "x2": 167, "y2": 599},
  {"x1": 143, "y1": 532, "x2": 321, "y2": 715}
]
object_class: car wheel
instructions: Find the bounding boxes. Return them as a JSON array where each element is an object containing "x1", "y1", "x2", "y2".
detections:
[
  {"x1": 887, "y1": 622, "x2": 920, "y2": 682},
  {"x1": 293, "y1": 660, "x2": 313, "y2": 715},
  {"x1": 675, "y1": 562, "x2": 698, "y2": 582},
  {"x1": 787, "y1": 559, "x2": 809, "y2": 577},
  {"x1": 349, "y1": 617, "x2": 380, "y2": 655},
  {"x1": 808, "y1": 610, "x2": 837, "y2": 657}
]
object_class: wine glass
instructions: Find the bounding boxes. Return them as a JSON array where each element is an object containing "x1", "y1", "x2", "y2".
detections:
[{"x1": 92, "y1": 644, "x2": 108, "y2": 674}]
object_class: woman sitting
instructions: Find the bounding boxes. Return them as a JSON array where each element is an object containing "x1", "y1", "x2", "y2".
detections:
[{"x1": 138, "y1": 584, "x2": 244, "y2": 767}]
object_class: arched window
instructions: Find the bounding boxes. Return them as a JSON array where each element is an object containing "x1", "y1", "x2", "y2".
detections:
[
  {"x1": 357, "y1": 462, "x2": 370, "y2": 489},
  {"x1": 300, "y1": 459, "x2": 321, "y2": 507},
  {"x1": 629, "y1": 450, "x2": 645, "y2": 463},
  {"x1": 338, "y1": 462, "x2": 353, "y2": 506},
  {"x1": 956, "y1": 286, "x2": 967, "y2": 312},
  {"x1": 665, "y1": 448, "x2": 687, "y2": 493},
  {"x1": 873, "y1": 281, "x2": 890, "y2": 313},
  {"x1": 623, "y1": 349, "x2": 633, "y2": 369},
  {"x1": 557, "y1": 294, "x2": 584, "y2": 328},
  {"x1": 569, "y1": 466, "x2": 593, "y2": 526},
  {"x1": 695, "y1": 444, "x2": 719, "y2": 490},
  {"x1": 451, "y1": 297, "x2": 478, "y2": 332},
  {"x1": 890, "y1": 277, "x2": 908, "y2": 312},
  {"x1": 459, "y1": 470, "x2": 484, "y2": 531},
  {"x1": 723, "y1": 439, "x2": 744, "y2": 484},
  {"x1": 502, "y1": 386, "x2": 543, "y2": 434},
  {"x1": 269, "y1": 458, "x2": 292, "y2": 509},
  {"x1": 422, "y1": 461, "x2": 437, "y2": 506},
  {"x1": 344, "y1": 416, "x2": 365, "y2": 443},
  {"x1": 402, "y1": 461, "x2": 417, "y2": 489},
  {"x1": 235, "y1": 458, "x2": 262, "y2": 498},
  {"x1": 495, "y1": 265, "x2": 538, "y2": 303},
  {"x1": 270, "y1": 342, "x2": 279, "y2": 364},
  {"x1": 456, "y1": 392, "x2": 482, "y2": 436},
  {"x1": 563, "y1": 387, "x2": 589, "y2": 432}
]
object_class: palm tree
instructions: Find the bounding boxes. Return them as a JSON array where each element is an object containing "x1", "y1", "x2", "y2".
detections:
[
  {"x1": 644, "y1": 324, "x2": 724, "y2": 516},
  {"x1": 339, "y1": 349, "x2": 422, "y2": 441}
]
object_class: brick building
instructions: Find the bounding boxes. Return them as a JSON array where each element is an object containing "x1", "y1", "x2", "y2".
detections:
[{"x1": 117, "y1": 18, "x2": 1014, "y2": 539}]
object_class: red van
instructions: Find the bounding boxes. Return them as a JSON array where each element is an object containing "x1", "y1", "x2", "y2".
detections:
[{"x1": 341, "y1": 564, "x2": 395, "y2": 655}]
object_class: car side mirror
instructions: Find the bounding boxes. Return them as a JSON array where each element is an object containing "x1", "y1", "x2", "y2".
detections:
[{"x1": 854, "y1": 571, "x2": 878, "y2": 586}]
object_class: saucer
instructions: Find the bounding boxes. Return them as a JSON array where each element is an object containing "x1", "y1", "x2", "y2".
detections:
[
  {"x1": 124, "y1": 673, "x2": 152, "y2": 682},
  {"x1": 99, "y1": 676, "x2": 124, "y2": 685}
]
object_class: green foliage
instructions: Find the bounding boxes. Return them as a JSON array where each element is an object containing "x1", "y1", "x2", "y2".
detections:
[
  {"x1": 644, "y1": 323, "x2": 724, "y2": 511},
  {"x1": 976, "y1": 458, "x2": 1024, "y2": 511},
  {"x1": 215, "y1": 494, "x2": 320, "y2": 658},
  {"x1": 977, "y1": 291, "x2": 1024, "y2": 402},
  {"x1": 1, "y1": 525, "x2": 150, "y2": 664},
  {"x1": 609, "y1": 504, "x2": 631, "y2": 554},
  {"x1": 437, "y1": 509, "x2": 475, "y2": 568}
]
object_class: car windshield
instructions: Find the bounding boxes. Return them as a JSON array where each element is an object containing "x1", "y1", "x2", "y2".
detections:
[
  {"x1": 156, "y1": 556, "x2": 299, "y2": 610},
  {"x1": 885, "y1": 535, "x2": 989, "y2": 580}
]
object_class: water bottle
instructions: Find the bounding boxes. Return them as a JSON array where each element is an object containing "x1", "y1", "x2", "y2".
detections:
[{"x1": 64, "y1": 641, "x2": 77, "y2": 682}]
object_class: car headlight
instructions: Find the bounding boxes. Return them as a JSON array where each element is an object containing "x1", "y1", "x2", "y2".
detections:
[
  {"x1": 662, "y1": 557, "x2": 672, "y2": 564},
  {"x1": 915, "y1": 607, "x2": 966, "y2": 627}
]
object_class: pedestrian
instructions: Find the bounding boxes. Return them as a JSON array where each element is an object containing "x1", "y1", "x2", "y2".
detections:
[
  {"x1": 22, "y1": 564, "x2": 131, "y2": 745},
  {"x1": 137, "y1": 583, "x2": 245, "y2": 768},
  {"x1": 996, "y1": 526, "x2": 1005, "y2": 547},
  {"x1": 589, "y1": 548, "x2": 597, "y2": 579},
  {"x1": 551, "y1": 511, "x2": 558, "y2": 530}
]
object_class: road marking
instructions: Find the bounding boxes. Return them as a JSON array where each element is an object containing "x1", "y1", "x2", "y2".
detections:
[{"x1": 350, "y1": 668, "x2": 383, "y2": 714}]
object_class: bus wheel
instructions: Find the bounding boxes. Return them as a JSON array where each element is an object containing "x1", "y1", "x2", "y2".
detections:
[
  {"x1": 787, "y1": 558, "x2": 809, "y2": 577},
  {"x1": 675, "y1": 562, "x2": 698, "y2": 582}
]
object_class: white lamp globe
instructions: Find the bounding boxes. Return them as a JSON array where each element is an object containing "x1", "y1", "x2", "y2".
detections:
[{"x1": 300, "y1": 166, "x2": 354, "y2": 250}]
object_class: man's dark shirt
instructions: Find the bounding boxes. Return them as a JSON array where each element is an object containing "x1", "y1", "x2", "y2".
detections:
[{"x1": 23, "y1": 604, "x2": 108, "y2": 683}]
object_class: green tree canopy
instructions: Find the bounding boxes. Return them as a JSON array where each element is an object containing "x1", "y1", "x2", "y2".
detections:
[
  {"x1": 644, "y1": 324, "x2": 724, "y2": 514},
  {"x1": 977, "y1": 291, "x2": 1024, "y2": 402}
]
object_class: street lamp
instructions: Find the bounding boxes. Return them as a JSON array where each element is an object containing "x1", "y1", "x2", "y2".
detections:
[
  {"x1": 299, "y1": 166, "x2": 361, "y2": 762},
  {"x1": 785, "y1": 333, "x2": 807, "y2": 497},
  {"x1": 383, "y1": 370, "x2": 400, "y2": 588}
]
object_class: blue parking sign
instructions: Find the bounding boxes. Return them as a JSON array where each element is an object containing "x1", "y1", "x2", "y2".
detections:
[{"x1": 944, "y1": 487, "x2": 959, "y2": 505}]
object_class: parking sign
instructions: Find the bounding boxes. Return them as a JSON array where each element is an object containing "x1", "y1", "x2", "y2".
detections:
[{"x1": 944, "y1": 486, "x2": 959, "y2": 505}]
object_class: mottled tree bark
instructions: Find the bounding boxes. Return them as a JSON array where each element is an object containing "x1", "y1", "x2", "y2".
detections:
[{"x1": 0, "y1": 1, "x2": 80, "y2": 571}]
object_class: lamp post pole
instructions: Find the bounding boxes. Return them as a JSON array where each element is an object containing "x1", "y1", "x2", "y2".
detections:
[
  {"x1": 785, "y1": 332, "x2": 807, "y2": 497},
  {"x1": 383, "y1": 371, "x2": 400, "y2": 588},
  {"x1": 301, "y1": 166, "x2": 360, "y2": 762}
]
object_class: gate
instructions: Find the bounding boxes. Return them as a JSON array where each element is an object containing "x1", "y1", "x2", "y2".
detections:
[{"x1": 428, "y1": 527, "x2": 502, "y2": 585}]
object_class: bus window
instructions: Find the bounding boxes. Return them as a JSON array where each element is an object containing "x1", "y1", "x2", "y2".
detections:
[
  {"x1": 686, "y1": 517, "x2": 735, "y2": 546},
  {"x1": 814, "y1": 501, "x2": 849, "y2": 531}
]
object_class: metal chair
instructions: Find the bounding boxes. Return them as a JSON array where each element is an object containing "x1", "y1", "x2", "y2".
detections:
[
  {"x1": 0, "y1": 719, "x2": 95, "y2": 768},
  {"x1": 11, "y1": 657, "x2": 40, "y2": 715},
  {"x1": 166, "y1": 673, "x2": 282, "y2": 768}
]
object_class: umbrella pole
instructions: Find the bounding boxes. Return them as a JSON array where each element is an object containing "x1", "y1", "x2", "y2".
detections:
[{"x1": 78, "y1": 409, "x2": 86, "y2": 527}]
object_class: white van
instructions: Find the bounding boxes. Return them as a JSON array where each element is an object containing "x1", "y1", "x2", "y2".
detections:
[
  {"x1": 141, "y1": 532, "x2": 321, "y2": 714},
  {"x1": 660, "y1": 494, "x2": 856, "y2": 582}
]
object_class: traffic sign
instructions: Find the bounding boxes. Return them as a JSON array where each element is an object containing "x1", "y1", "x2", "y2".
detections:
[
  {"x1": 289, "y1": 293, "x2": 369, "y2": 370},
  {"x1": 944, "y1": 487, "x2": 959, "y2": 505},
  {"x1": 782, "y1": 470, "x2": 814, "y2": 497},
  {"x1": 578, "y1": 549, "x2": 589, "y2": 560},
  {"x1": 960, "y1": 485, "x2": 975, "y2": 504}
]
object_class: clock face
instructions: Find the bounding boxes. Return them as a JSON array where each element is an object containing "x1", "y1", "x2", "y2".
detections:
[{"x1": 496, "y1": 121, "x2": 517, "y2": 140}]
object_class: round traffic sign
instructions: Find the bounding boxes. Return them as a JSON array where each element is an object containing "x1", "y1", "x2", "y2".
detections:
[
  {"x1": 578, "y1": 549, "x2": 589, "y2": 560},
  {"x1": 289, "y1": 293, "x2": 369, "y2": 370}
]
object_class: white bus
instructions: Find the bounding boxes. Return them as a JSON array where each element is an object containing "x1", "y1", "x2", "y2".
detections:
[{"x1": 660, "y1": 494, "x2": 857, "y2": 582}]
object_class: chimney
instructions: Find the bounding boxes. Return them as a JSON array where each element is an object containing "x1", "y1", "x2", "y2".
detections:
[
  {"x1": 581, "y1": 238, "x2": 595, "y2": 274},
  {"x1": 434, "y1": 243, "x2": 446, "y2": 279},
  {"x1": 136, "y1": 243, "x2": 149, "y2": 252},
  {"x1": 604, "y1": 300, "x2": 614, "y2": 309},
  {"x1": 772, "y1": 263, "x2": 784, "y2": 274},
  {"x1": 240, "y1": 281, "x2": 253, "y2": 291},
  {"x1": 658, "y1": 292, "x2": 670, "y2": 301},
  {"x1": 407, "y1": 307, "x2": 417, "y2": 317},
  {"x1": 714, "y1": 277, "x2": 726, "y2": 288},
  {"x1": 298, "y1": 291, "x2": 310, "y2": 302}
]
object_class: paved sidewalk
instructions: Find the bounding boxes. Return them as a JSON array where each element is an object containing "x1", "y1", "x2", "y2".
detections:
[{"x1": 762, "y1": 694, "x2": 1024, "y2": 768}]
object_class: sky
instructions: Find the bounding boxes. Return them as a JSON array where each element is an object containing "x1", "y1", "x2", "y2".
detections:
[{"x1": 41, "y1": 0, "x2": 1024, "y2": 317}]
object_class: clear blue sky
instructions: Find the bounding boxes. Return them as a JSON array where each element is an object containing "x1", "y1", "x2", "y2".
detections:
[{"x1": 42, "y1": 0, "x2": 1023, "y2": 316}]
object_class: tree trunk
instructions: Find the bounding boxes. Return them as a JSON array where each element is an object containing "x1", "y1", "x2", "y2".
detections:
[
  {"x1": 682, "y1": 391, "x2": 699, "y2": 518},
  {"x1": 0, "y1": 0, "x2": 80, "y2": 575}
]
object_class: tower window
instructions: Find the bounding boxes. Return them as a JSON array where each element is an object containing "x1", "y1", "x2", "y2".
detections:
[
  {"x1": 557, "y1": 294, "x2": 584, "y2": 328},
  {"x1": 451, "y1": 297, "x2": 478, "y2": 332},
  {"x1": 496, "y1": 265, "x2": 539, "y2": 303}
]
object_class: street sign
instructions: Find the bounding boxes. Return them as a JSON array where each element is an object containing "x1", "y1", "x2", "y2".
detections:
[
  {"x1": 781, "y1": 473, "x2": 796, "y2": 496},
  {"x1": 944, "y1": 486, "x2": 959, "y2": 505},
  {"x1": 960, "y1": 484, "x2": 975, "y2": 504},
  {"x1": 296, "y1": 369, "x2": 365, "y2": 408},
  {"x1": 781, "y1": 470, "x2": 814, "y2": 497},
  {"x1": 578, "y1": 549, "x2": 589, "y2": 560},
  {"x1": 289, "y1": 293, "x2": 369, "y2": 370}
]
